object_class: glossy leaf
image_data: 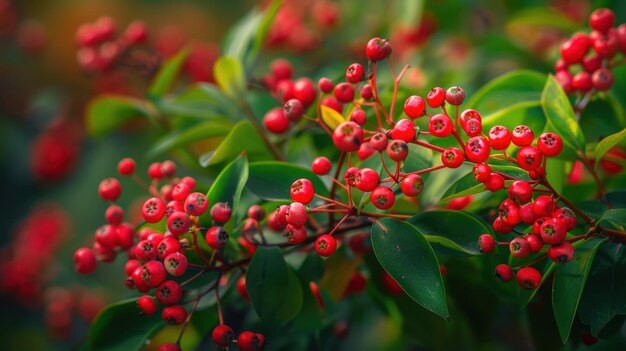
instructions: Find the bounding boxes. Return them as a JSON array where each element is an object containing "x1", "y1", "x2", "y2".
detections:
[
  {"x1": 87, "y1": 298, "x2": 161, "y2": 351},
  {"x1": 553, "y1": 238, "x2": 603, "y2": 343},
  {"x1": 541, "y1": 75, "x2": 586, "y2": 156},
  {"x1": 157, "y1": 83, "x2": 242, "y2": 120},
  {"x1": 148, "y1": 48, "x2": 189, "y2": 98},
  {"x1": 275, "y1": 267, "x2": 304, "y2": 321},
  {"x1": 86, "y1": 95, "x2": 155, "y2": 137},
  {"x1": 199, "y1": 121, "x2": 271, "y2": 167},
  {"x1": 594, "y1": 128, "x2": 626, "y2": 172},
  {"x1": 408, "y1": 210, "x2": 489, "y2": 255},
  {"x1": 214, "y1": 56, "x2": 245, "y2": 98},
  {"x1": 207, "y1": 154, "x2": 248, "y2": 219},
  {"x1": 546, "y1": 156, "x2": 565, "y2": 194},
  {"x1": 148, "y1": 122, "x2": 231, "y2": 157},
  {"x1": 597, "y1": 209, "x2": 626, "y2": 231},
  {"x1": 247, "y1": 161, "x2": 329, "y2": 200},
  {"x1": 320, "y1": 105, "x2": 346, "y2": 130},
  {"x1": 371, "y1": 218, "x2": 448, "y2": 319}
]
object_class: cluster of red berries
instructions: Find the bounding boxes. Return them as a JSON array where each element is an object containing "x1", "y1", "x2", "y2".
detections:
[
  {"x1": 75, "y1": 16, "x2": 149, "y2": 73},
  {"x1": 555, "y1": 8, "x2": 626, "y2": 94}
]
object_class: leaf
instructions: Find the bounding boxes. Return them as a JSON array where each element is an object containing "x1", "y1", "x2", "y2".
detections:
[
  {"x1": 408, "y1": 210, "x2": 490, "y2": 255},
  {"x1": 578, "y1": 242, "x2": 626, "y2": 335},
  {"x1": 507, "y1": 7, "x2": 578, "y2": 31},
  {"x1": 394, "y1": 0, "x2": 422, "y2": 25},
  {"x1": 467, "y1": 70, "x2": 546, "y2": 116},
  {"x1": 320, "y1": 105, "x2": 346, "y2": 130},
  {"x1": 553, "y1": 238, "x2": 603, "y2": 343},
  {"x1": 199, "y1": 121, "x2": 271, "y2": 167},
  {"x1": 87, "y1": 298, "x2": 161, "y2": 351},
  {"x1": 247, "y1": 161, "x2": 329, "y2": 200},
  {"x1": 546, "y1": 156, "x2": 566, "y2": 194},
  {"x1": 541, "y1": 75, "x2": 586, "y2": 156},
  {"x1": 246, "y1": 246, "x2": 302, "y2": 323},
  {"x1": 207, "y1": 154, "x2": 248, "y2": 219},
  {"x1": 594, "y1": 128, "x2": 626, "y2": 172},
  {"x1": 157, "y1": 83, "x2": 242, "y2": 120},
  {"x1": 148, "y1": 48, "x2": 189, "y2": 98},
  {"x1": 213, "y1": 56, "x2": 245, "y2": 98},
  {"x1": 370, "y1": 218, "x2": 448, "y2": 319},
  {"x1": 86, "y1": 95, "x2": 155, "y2": 137},
  {"x1": 148, "y1": 122, "x2": 231, "y2": 157},
  {"x1": 597, "y1": 209, "x2": 626, "y2": 231}
]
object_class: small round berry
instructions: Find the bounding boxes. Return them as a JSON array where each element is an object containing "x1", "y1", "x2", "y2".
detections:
[
  {"x1": 143, "y1": 197, "x2": 166, "y2": 223},
  {"x1": 540, "y1": 218, "x2": 567, "y2": 245},
  {"x1": 141, "y1": 261, "x2": 167, "y2": 288},
  {"x1": 237, "y1": 276, "x2": 250, "y2": 301},
  {"x1": 499, "y1": 199, "x2": 521, "y2": 226},
  {"x1": 284, "y1": 99, "x2": 304, "y2": 122},
  {"x1": 516, "y1": 267, "x2": 542, "y2": 290},
  {"x1": 445, "y1": 86, "x2": 465, "y2": 106},
  {"x1": 124, "y1": 20, "x2": 148, "y2": 44},
  {"x1": 275, "y1": 79, "x2": 295, "y2": 103},
  {"x1": 263, "y1": 107, "x2": 290, "y2": 134},
  {"x1": 460, "y1": 109, "x2": 482, "y2": 137},
  {"x1": 212, "y1": 324, "x2": 235, "y2": 347},
  {"x1": 171, "y1": 183, "x2": 191, "y2": 202},
  {"x1": 181, "y1": 176, "x2": 196, "y2": 189},
  {"x1": 556, "y1": 70, "x2": 574, "y2": 94},
  {"x1": 334, "y1": 82, "x2": 355, "y2": 103},
  {"x1": 495, "y1": 264, "x2": 513, "y2": 282},
  {"x1": 167, "y1": 211, "x2": 191, "y2": 236},
  {"x1": 332, "y1": 121, "x2": 364, "y2": 152},
  {"x1": 125, "y1": 259, "x2": 142, "y2": 277},
  {"x1": 386, "y1": 140, "x2": 409, "y2": 162},
  {"x1": 381, "y1": 271, "x2": 403, "y2": 295},
  {"x1": 164, "y1": 252, "x2": 188, "y2": 276},
  {"x1": 166, "y1": 201, "x2": 184, "y2": 218},
  {"x1": 516, "y1": 146, "x2": 543, "y2": 171},
  {"x1": 427, "y1": 87, "x2": 445, "y2": 108},
  {"x1": 247, "y1": 205, "x2": 265, "y2": 221},
  {"x1": 428, "y1": 114, "x2": 453, "y2": 137},
  {"x1": 157, "y1": 343, "x2": 181, "y2": 351},
  {"x1": 472, "y1": 163, "x2": 492, "y2": 183},
  {"x1": 511, "y1": 125, "x2": 534, "y2": 147},
  {"x1": 117, "y1": 158, "x2": 136, "y2": 175},
  {"x1": 137, "y1": 296, "x2": 157, "y2": 316},
  {"x1": 286, "y1": 202, "x2": 308, "y2": 227},
  {"x1": 105, "y1": 204, "x2": 124, "y2": 225},
  {"x1": 290, "y1": 178, "x2": 315, "y2": 204},
  {"x1": 275, "y1": 205, "x2": 289, "y2": 228},
  {"x1": 404, "y1": 95, "x2": 425, "y2": 118},
  {"x1": 161, "y1": 161, "x2": 176, "y2": 178},
  {"x1": 162, "y1": 305, "x2": 187, "y2": 325},
  {"x1": 345, "y1": 63, "x2": 365, "y2": 83},
  {"x1": 532, "y1": 217, "x2": 552, "y2": 236},
  {"x1": 210, "y1": 202, "x2": 232, "y2": 224},
  {"x1": 509, "y1": 237, "x2": 530, "y2": 259},
  {"x1": 148, "y1": 162, "x2": 163, "y2": 179},
  {"x1": 156, "y1": 280, "x2": 183, "y2": 305},
  {"x1": 356, "y1": 168, "x2": 379, "y2": 192},
  {"x1": 293, "y1": 78, "x2": 317, "y2": 106},
  {"x1": 74, "y1": 248, "x2": 97, "y2": 274},
  {"x1": 548, "y1": 242, "x2": 575, "y2": 264},
  {"x1": 318, "y1": 77, "x2": 334, "y2": 93},
  {"x1": 508, "y1": 181, "x2": 533, "y2": 204},
  {"x1": 158, "y1": 237, "x2": 182, "y2": 260},
  {"x1": 441, "y1": 147, "x2": 464, "y2": 168},
  {"x1": 360, "y1": 84, "x2": 373, "y2": 100},
  {"x1": 537, "y1": 132, "x2": 563, "y2": 157},
  {"x1": 321, "y1": 96, "x2": 343, "y2": 113},
  {"x1": 591, "y1": 68, "x2": 614, "y2": 91},
  {"x1": 390, "y1": 119, "x2": 416, "y2": 142},
  {"x1": 370, "y1": 186, "x2": 395, "y2": 210},
  {"x1": 95, "y1": 224, "x2": 118, "y2": 249},
  {"x1": 589, "y1": 8, "x2": 615, "y2": 34},
  {"x1": 560, "y1": 33, "x2": 590, "y2": 64},
  {"x1": 237, "y1": 331, "x2": 265, "y2": 351},
  {"x1": 554, "y1": 207, "x2": 577, "y2": 230},
  {"x1": 135, "y1": 240, "x2": 158, "y2": 261},
  {"x1": 400, "y1": 174, "x2": 424, "y2": 197},
  {"x1": 582, "y1": 55, "x2": 602, "y2": 73},
  {"x1": 99, "y1": 178, "x2": 121, "y2": 201},
  {"x1": 572, "y1": 71, "x2": 592, "y2": 92},
  {"x1": 315, "y1": 234, "x2": 338, "y2": 257},
  {"x1": 284, "y1": 224, "x2": 307, "y2": 244},
  {"x1": 184, "y1": 192, "x2": 209, "y2": 216},
  {"x1": 532, "y1": 195, "x2": 555, "y2": 217},
  {"x1": 365, "y1": 37, "x2": 392, "y2": 61},
  {"x1": 520, "y1": 203, "x2": 538, "y2": 224},
  {"x1": 205, "y1": 226, "x2": 229, "y2": 250},
  {"x1": 357, "y1": 142, "x2": 375, "y2": 161},
  {"x1": 485, "y1": 173, "x2": 505, "y2": 192},
  {"x1": 312, "y1": 156, "x2": 332, "y2": 175},
  {"x1": 488, "y1": 126, "x2": 512, "y2": 150},
  {"x1": 370, "y1": 132, "x2": 388, "y2": 151},
  {"x1": 344, "y1": 167, "x2": 360, "y2": 187},
  {"x1": 525, "y1": 234, "x2": 543, "y2": 253},
  {"x1": 465, "y1": 136, "x2": 490, "y2": 163},
  {"x1": 478, "y1": 234, "x2": 495, "y2": 254},
  {"x1": 350, "y1": 108, "x2": 367, "y2": 125}
]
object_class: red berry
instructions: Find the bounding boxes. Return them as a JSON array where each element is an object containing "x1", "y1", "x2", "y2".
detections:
[
  {"x1": 164, "y1": 252, "x2": 188, "y2": 276},
  {"x1": 286, "y1": 202, "x2": 308, "y2": 227},
  {"x1": 582, "y1": 55, "x2": 602, "y2": 73},
  {"x1": 124, "y1": 20, "x2": 148, "y2": 44},
  {"x1": 572, "y1": 71, "x2": 592, "y2": 92},
  {"x1": 293, "y1": 78, "x2": 317, "y2": 106},
  {"x1": 290, "y1": 178, "x2": 315, "y2": 204},
  {"x1": 148, "y1": 162, "x2": 163, "y2": 179},
  {"x1": 548, "y1": 242, "x2": 575, "y2": 264},
  {"x1": 210, "y1": 202, "x2": 232, "y2": 223},
  {"x1": 212, "y1": 324, "x2": 235, "y2": 347},
  {"x1": 125, "y1": 259, "x2": 142, "y2": 276},
  {"x1": 357, "y1": 142, "x2": 375, "y2": 160},
  {"x1": 237, "y1": 276, "x2": 249, "y2": 301},
  {"x1": 516, "y1": 146, "x2": 543, "y2": 171},
  {"x1": 509, "y1": 237, "x2": 530, "y2": 259},
  {"x1": 74, "y1": 248, "x2": 97, "y2": 274},
  {"x1": 495, "y1": 264, "x2": 513, "y2": 282},
  {"x1": 95, "y1": 224, "x2": 118, "y2": 249},
  {"x1": 162, "y1": 305, "x2": 187, "y2": 325},
  {"x1": 499, "y1": 199, "x2": 521, "y2": 226},
  {"x1": 508, "y1": 181, "x2": 533, "y2": 204},
  {"x1": 356, "y1": 168, "x2": 379, "y2": 192},
  {"x1": 554, "y1": 207, "x2": 577, "y2": 230},
  {"x1": 360, "y1": 84, "x2": 373, "y2": 100},
  {"x1": 460, "y1": 109, "x2": 482, "y2": 137},
  {"x1": 205, "y1": 226, "x2": 229, "y2": 249},
  {"x1": 485, "y1": 173, "x2": 505, "y2": 192},
  {"x1": 525, "y1": 234, "x2": 543, "y2": 253},
  {"x1": 465, "y1": 136, "x2": 490, "y2": 163},
  {"x1": 184, "y1": 192, "x2": 209, "y2": 216},
  {"x1": 182, "y1": 176, "x2": 196, "y2": 189},
  {"x1": 365, "y1": 37, "x2": 392, "y2": 61},
  {"x1": 275, "y1": 205, "x2": 289, "y2": 228},
  {"x1": 560, "y1": 33, "x2": 590, "y2": 64},
  {"x1": 516, "y1": 267, "x2": 542, "y2": 290},
  {"x1": 143, "y1": 197, "x2": 166, "y2": 223},
  {"x1": 404, "y1": 95, "x2": 425, "y2": 118},
  {"x1": 428, "y1": 114, "x2": 453, "y2": 137},
  {"x1": 427, "y1": 87, "x2": 445, "y2": 108},
  {"x1": 589, "y1": 8, "x2": 615, "y2": 34},
  {"x1": 98, "y1": 178, "x2": 121, "y2": 201},
  {"x1": 441, "y1": 147, "x2": 464, "y2": 168},
  {"x1": 156, "y1": 280, "x2": 182, "y2": 305},
  {"x1": 333, "y1": 121, "x2": 364, "y2": 152},
  {"x1": 161, "y1": 161, "x2": 176, "y2": 178},
  {"x1": 137, "y1": 296, "x2": 157, "y2": 316},
  {"x1": 171, "y1": 183, "x2": 191, "y2": 202},
  {"x1": 540, "y1": 218, "x2": 567, "y2": 244},
  {"x1": 321, "y1": 96, "x2": 343, "y2": 113},
  {"x1": 488, "y1": 125, "x2": 511, "y2": 150},
  {"x1": 105, "y1": 204, "x2": 124, "y2": 225},
  {"x1": 400, "y1": 173, "x2": 424, "y2": 197},
  {"x1": 157, "y1": 237, "x2": 182, "y2": 260},
  {"x1": 284, "y1": 99, "x2": 304, "y2": 122},
  {"x1": 370, "y1": 186, "x2": 395, "y2": 210},
  {"x1": 350, "y1": 108, "x2": 367, "y2": 125},
  {"x1": 284, "y1": 224, "x2": 307, "y2": 244},
  {"x1": 334, "y1": 82, "x2": 355, "y2": 103},
  {"x1": 532, "y1": 217, "x2": 552, "y2": 236},
  {"x1": 247, "y1": 205, "x2": 265, "y2": 221},
  {"x1": 520, "y1": 203, "x2": 538, "y2": 224},
  {"x1": 315, "y1": 234, "x2": 337, "y2": 256},
  {"x1": 478, "y1": 234, "x2": 495, "y2": 254},
  {"x1": 117, "y1": 158, "x2": 136, "y2": 175},
  {"x1": 167, "y1": 211, "x2": 191, "y2": 236},
  {"x1": 511, "y1": 125, "x2": 534, "y2": 147},
  {"x1": 135, "y1": 240, "x2": 158, "y2": 261},
  {"x1": 237, "y1": 331, "x2": 265, "y2": 351},
  {"x1": 617, "y1": 24, "x2": 626, "y2": 52},
  {"x1": 348, "y1": 232, "x2": 371, "y2": 255},
  {"x1": 391, "y1": 119, "x2": 416, "y2": 142},
  {"x1": 263, "y1": 107, "x2": 290, "y2": 134},
  {"x1": 158, "y1": 343, "x2": 180, "y2": 351},
  {"x1": 140, "y1": 261, "x2": 167, "y2": 288},
  {"x1": 537, "y1": 132, "x2": 563, "y2": 157},
  {"x1": 555, "y1": 70, "x2": 574, "y2": 94},
  {"x1": 532, "y1": 195, "x2": 555, "y2": 217},
  {"x1": 166, "y1": 201, "x2": 184, "y2": 218},
  {"x1": 472, "y1": 163, "x2": 491, "y2": 183},
  {"x1": 386, "y1": 140, "x2": 409, "y2": 162},
  {"x1": 312, "y1": 156, "x2": 332, "y2": 175},
  {"x1": 270, "y1": 59, "x2": 292, "y2": 80},
  {"x1": 445, "y1": 86, "x2": 465, "y2": 106},
  {"x1": 592, "y1": 68, "x2": 614, "y2": 91},
  {"x1": 381, "y1": 271, "x2": 403, "y2": 295},
  {"x1": 370, "y1": 132, "x2": 388, "y2": 151},
  {"x1": 318, "y1": 77, "x2": 334, "y2": 93},
  {"x1": 345, "y1": 63, "x2": 365, "y2": 83}
]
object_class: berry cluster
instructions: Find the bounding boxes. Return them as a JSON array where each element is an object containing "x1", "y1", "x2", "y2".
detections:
[{"x1": 555, "y1": 8, "x2": 626, "y2": 94}]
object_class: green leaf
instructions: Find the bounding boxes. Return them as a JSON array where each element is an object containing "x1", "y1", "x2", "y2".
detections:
[
  {"x1": 408, "y1": 210, "x2": 489, "y2": 255},
  {"x1": 207, "y1": 154, "x2": 248, "y2": 219},
  {"x1": 86, "y1": 95, "x2": 154, "y2": 137},
  {"x1": 553, "y1": 238, "x2": 603, "y2": 343},
  {"x1": 541, "y1": 75, "x2": 586, "y2": 156},
  {"x1": 199, "y1": 121, "x2": 271, "y2": 167},
  {"x1": 320, "y1": 105, "x2": 346, "y2": 130},
  {"x1": 148, "y1": 48, "x2": 189, "y2": 98},
  {"x1": 213, "y1": 56, "x2": 245, "y2": 98},
  {"x1": 157, "y1": 83, "x2": 242, "y2": 120},
  {"x1": 247, "y1": 161, "x2": 329, "y2": 200},
  {"x1": 546, "y1": 156, "x2": 566, "y2": 194},
  {"x1": 507, "y1": 7, "x2": 578, "y2": 31},
  {"x1": 246, "y1": 247, "x2": 286, "y2": 322},
  {"x1": 275, "y1": 267, "x2": 303, "y2": 321},
  {"x1": 597, "y1": 209, "x2": 626, "y2": 231},
  {"x1": 148, "y1": 122, "x2": 231, "y2": 158},
  {"x1": 87, "y1": 298, "x2": 161, "y2": 351},
  {"x1": 594, "y1": 128, "x2": 626, "y2": 172},
  {"x1": 467, "y1": 70, "x2": 546, "y2": 116},
  {"x1": 371, "y1": 218, "x2": 448, "y2": 319},
  {"x1": 578, "y1": 242, "x2": 626, "y2": 335}
]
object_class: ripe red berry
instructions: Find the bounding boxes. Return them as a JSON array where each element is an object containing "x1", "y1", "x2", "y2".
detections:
[
  {"x1": 318, "y1": 77, "x2": 334, "y2": 93},
  {"x1": 472, "y1": 163, "x2": 492, "y2": 182},
  {"x1": 332, "y1": 121, "x2": 364, "y2": 152},
  {"x1": 511, "y1": 125, "x2": 534, "y2": 147},
  {"x1": 350, "y1": 108, "x2": 367, "y2": 125},
  {"x1": 312, "y1": 156, "x2": 332, "y2": 175},
  {"x1": 148, "y1": 162, "x2": 163, "y2": 179},
  {"x1": 360, "y1": 84, "x2": 373, "y2": 100},
  {"x1": 357, "y1": 142, "x2": 375, "y2": 160},
  {"x1": 162, "y1": 305, "x2": 187, "y2": 325},
  {"x1": 400, "y1": 173, "x2": 424, "y2": 197},
  {"x1": 540, "y1": 218, "x2": 567, "y2": 244},
  {"x1": 161, "y1": 161, "x2": 176, "y2": 178},
  {"x1": 290, "y1": 178, "x2": 315, "y2": 204},
  {"x1": 346, "y1": 63, "x2": 365, "y2": 83},
  {"x1": 157, "y1": 237, "x2": 182, "y2": 260},
  {"x1": 554, "y1": 207, "x2": 577, "y2": 230},
  {"x1": 459, "y1": 109, "x2": 482, "y2": 137},
  {"x1": 293, "y1": 78, "x2": 317, "y2": 106},
  {"x1": 105, "y1": 204, "x2": 124, "y2": 225},
  {"x1": 334, "y1": 82, "x2": 355, "y2": 103},
  {"x1": 247, "y1": 205, "x2": 265, "y2": 221},
  {"x1": 237, "y1": 331, "x2": 265, "y2": 351},
  {"x1": 465, "y1": 136, "x2": 490, "y2": 163},
  {"x1": 548, "y1": 242, "x2": 575, "y2": 264},
  {"x1": 520, "y1": 203, "x2": 538, "y2": 224},
  {"x1": 445, "y1": 86, "x2": 465, "y2": 106},
  {"x1": 516, "y1": 267, "x2": 542, "y2": 290},
  {"x1": 286, "y1": 202, "x2": 308, "y2": 227},
  {"x1": 391, "y1": 119, "x2": 416, "y2": 142},
  {"x1": 370, "y1": 186, "x2": 395, "y2": 210},
  {"x1": 263, "y1": 107, "x2": 290, "y2": 134},
  {"x1": 157, "y1": 343, "x2": 180, "y2": 351},
  {"x1": 525, "y1": 234, "x2": 543, "y2": 253},
  {"x1": 516, "y1": 146, "x2": 543, "y2": 171},
  {"x1": 95, "y1": 224, "x2": 118, "y2": 249},
  {"x1": 117, "y1": 158, "x2": 136, "y2": 175},
  {"x1": 509, "y1": 237, "x2": 530, "y2": 259},
  {"x1": 135, "y1": 240, "x2": 158, "y2": 261},
  {"x1": 427, "y1": 87, "x2": 445, "y2": 108},
  {"x1": 210, "y1": 202, "x2": 232, "y2": 223},
  {"x1": 589, "y1": 8, "x2": 615, "y2": 34},
  {"x1": 74, "y1": 248, "x2": 97, "y2": 274},
  {"x1": 212, "y1": 324, "x2": 235, "y2": 347},
  {"x1": 592, "y1": 68, "x2": 614, "y2": 91},
  {"x1": 171, "y1": 183, "x2": 191, "y2": 202},
  {"x1": 237, "y1": 276, "x2": 249, "y2": 301},
  {"x1": 508, "y1": 181, "x2": 533, "y2": 204},
  {"x1": 478, "y1": 234, "x2": 495, "y2": 254},
  {"x1": 404, "y1": 95, "x2": 425, "y2": 118},
  {"x1": 205, "y1": 226, "x2": 229, "y2": 249},
  {"x1": 164, "y1": 252, "x2": 188, "y2": 276},
  {"x1": 428, "y1": 113, "x2": 453, "y2": 137},
  {"x1": 488, "y1": 125, "x2": 512, "y2": 150},
  {"x1": 124, "y1": 20, "x2": 148, "y2": 44},
  {"x1": 356, "y1": 168, "x2": 380, "y2": 192},
  {"x1": 156, "y1": 280, "x2": 183, "y2": 305},
  {"x1": 137, "y1": 295, "x2": 157, "y2": 316},
  {"x1": 499, "y1": 199, "x2": 521, "y2": 226},
  {"x1": 284, "y1": 224, "x2": 307, "y2": 244},
  {"x1": 495, "y1": 264, "x2": 513, "y2": 282},
  {"x1": 98, "y1": 178, "x2": 121, "y2": 201},
  {"x1": 582, "y1": 55, "x2": 602, "y2": 73},
  {"x1": 532, "y1": 195, "x2": 555, "y2": 217},
  {"x1": 184, "y1": 192, "x2": 209, "y2": 216},
  {"x1": 485, "y1": 173, "x2": 505, "y2": 192},
  {"x1": 284, "y1": 99, "x2": 304, "y2": 122},
  {"x1": 365, "y1": 37, "x2": 392, "y2": 61},
  {"x1": 143, "y1": 197, "x2": 166, "y2": 223},
  {"x1": 441, "y1": 147, "x2": 464, "y2": 168},
  {"x1": 315, "y1": 234, "x2": 338, "y2": 256},
  {"x1": 140, "y1": 261, "x2": 167, "y2": 288},
  {"x1": 537, "y1": 132, "x2": 563, "y2": 157},
  {"x1": 572, "y1": 71, "x2": 592, "y2": 92},
  {"x1": 370, "y1": 132, "x2": 388, "y2": 151},
  {"x1": 560, "y1": 33, "x2": 590, "y2": 64},
  {"x1": 532, "y1": 217, "x2": 551, "y2": 236},
  {"x1": 167, "y1": 211, "x2": 191, "y2": 236},
  {"x1": 166, "y1": 201, "x2": 184, "y2": 218},
  {"x1": 555, "y1": 70, "x2": 574, "y2": 94},
  {"x1": 617, "y1": 24, "x2": 626, "y2": 52},
  {"x1": 386, "y1": 140, "x2": 409, "y2": 162}
]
